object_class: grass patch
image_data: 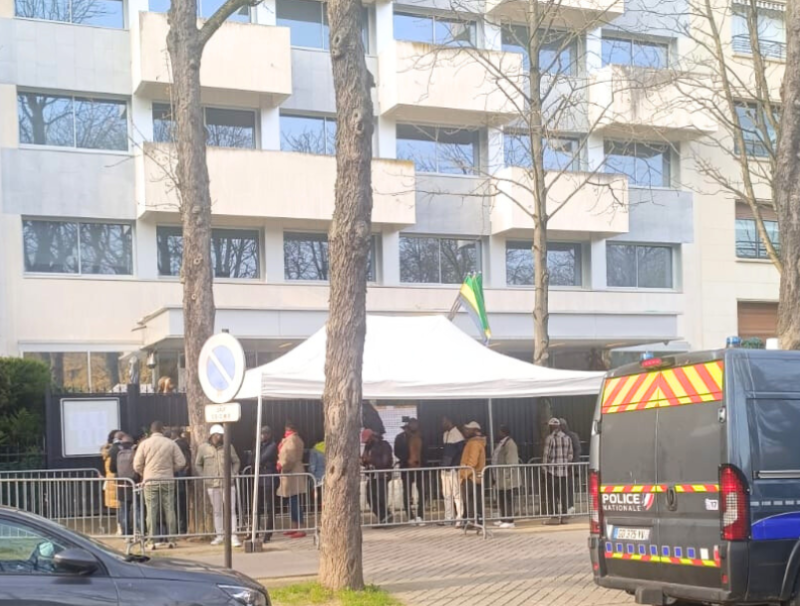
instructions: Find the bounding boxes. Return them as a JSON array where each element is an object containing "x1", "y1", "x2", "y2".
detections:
[{"x1": 270, "y1": 582, "x2": 401, "y2": 606}]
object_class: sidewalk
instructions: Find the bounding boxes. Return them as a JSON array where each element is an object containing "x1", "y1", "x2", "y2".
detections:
[{"x1": 176, "y1": 521, "x2": 633, "y2": 606}]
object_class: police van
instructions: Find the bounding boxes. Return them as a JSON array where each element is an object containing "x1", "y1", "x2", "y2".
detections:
[{"x1": 589, "y1": 349, "x2": 800, "y2": 605}]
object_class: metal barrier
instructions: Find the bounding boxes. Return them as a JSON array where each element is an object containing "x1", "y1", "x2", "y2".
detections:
[
  {"x1": 481, "y1": 462, "x2": 589, "y2": 530},
  {"x1": 360, "y1": 466, "x2": 482, "y2": 531},
  {"x1": 0, "y1": 476, "x2": 137, "y2": 538},
  {"x1": 0, "y1": 468, "x2": 103, "y2": 480},
  {"x1": 137, "y1": 473, "x2": 319, "y2": 545}
]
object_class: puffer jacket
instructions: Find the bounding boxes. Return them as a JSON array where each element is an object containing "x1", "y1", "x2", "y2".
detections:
[
  {"x1": 133, "y1": 432, "x2": 186, "y2": 482},
  {"x1": 101, "y1": 444, "x2": 119, "y2": 509},
  {"x1": 195, "y1": 440, "x2": 241, "y2": 489},
  {"x1": 459, "y1": 436, "x2": 487, "y2": 484}
]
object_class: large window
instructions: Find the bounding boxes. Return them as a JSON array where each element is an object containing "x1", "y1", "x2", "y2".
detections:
[
  {"x1": 601, "y1": 36, "x2": 669, "y2": 69},
  {"x1": 277, "y1": 0, "x2": 368, "y2": 50},
  {"x1": 280, "y1": 113, "x2": 337, "y2": 155},
  {"x1": 152, "y1": 104, "x2": 257, "y2": 149},
  {"x1": 604, "y1": 141, "x2": 672, "y2": 187},
  {"x1": 501, "y1": 25, "x2": 578, "y2": 75},
  {"x1": 157, "y1": 226, "x2": 260, "y2": 279},
  {"x1": 283, "y1": 232, "x2": 377, "y2": 281},
  {"x1": 396, "y1": 125, "x2": 479, "y2": 174},
  {"x1": 505, "y1": 241, "x2": 582, "y2": 286},
  {"x1": 18, "y1": 92, "x2": 128, "y2": 151},
  {"x1": 15, "y1": 0, "x2": 124, "y2": 28},
  {"x1": 504, "y1": 132, "x2": 581, "y2": 171},
  {"x1": 23, "y1": 220, "x2": 133, "y2": 275},
  {"x1": 399, "y1": 236, "x2": 480, "y2": 284},
  {"x1": 23, "y1": 351, "x2": 136, "y2": 392},
  {"x1": 607, "y1": 243, "x2": 673, "y2": 289},
  {"x1": 735, "y1": 203, "x2": 780, "y2": 259},
  {"x1": 394, "y1": 11, "x2": 475, "y2": 47},
  {"x1": 732, "y1": 9, "x2": 785, "y2": 60},
  {"x1": 735, "y1": 103, "x2": 778, "y2": 158},
  {"x1": 149, "y1": 0, "x2": 250, "y2": 21}
]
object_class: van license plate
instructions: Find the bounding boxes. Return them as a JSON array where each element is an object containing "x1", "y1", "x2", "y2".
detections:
[{"x1": 614, "y1": 528, "x2": 650, "y2": 541}]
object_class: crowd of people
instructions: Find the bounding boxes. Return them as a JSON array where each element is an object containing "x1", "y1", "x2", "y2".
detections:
[{"x1": 99, "y1": 412, "x2": 584, "y2": 547}]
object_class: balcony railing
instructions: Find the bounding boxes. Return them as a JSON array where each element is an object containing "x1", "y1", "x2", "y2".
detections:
[{"x1": 732, "y1": 35, "x2": 786, "y2": 60}]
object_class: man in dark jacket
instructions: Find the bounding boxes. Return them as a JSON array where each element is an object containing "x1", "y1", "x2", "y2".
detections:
[
  {"x1": 110, "y1": 433, "x2": 137, "y2": 540},
  {"x1": 394, "y1": 418, "x2": 426, "y2": 525},
  {"x1": 254, "y1": 426, "x2": 278, "y2": 542},
  {"x1": 362, "y1": 430, "x2": 393, "y2": 525},
  {"x1": 171, "y1": 429, "x2": 191, "y2": 534}
]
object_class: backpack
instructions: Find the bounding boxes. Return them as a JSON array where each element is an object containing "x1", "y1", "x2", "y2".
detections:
[{"x1": 116, "y1": 447, "x2": 137, "y2": 481}]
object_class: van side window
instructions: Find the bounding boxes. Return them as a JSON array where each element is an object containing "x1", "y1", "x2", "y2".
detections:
[
  {"x1": 750, "y1": 358, "x2": 800, "y2": 393},
  {"x1": 751, "y1": 399, "x2": 800, "y2": 474}
]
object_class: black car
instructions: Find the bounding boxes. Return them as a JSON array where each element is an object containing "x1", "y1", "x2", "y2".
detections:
[{"x1": 0, "y1": 506, "x2": 269, "y2": 605}]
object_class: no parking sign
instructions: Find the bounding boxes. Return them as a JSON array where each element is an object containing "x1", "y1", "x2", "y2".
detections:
[{"x1": 198, "y1": 333, "x2": 246, "y2": 404}]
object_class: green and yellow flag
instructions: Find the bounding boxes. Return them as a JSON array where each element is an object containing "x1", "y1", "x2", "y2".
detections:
[{"x1": 448, "y1": 273, "x2": 491, "y2": 344}]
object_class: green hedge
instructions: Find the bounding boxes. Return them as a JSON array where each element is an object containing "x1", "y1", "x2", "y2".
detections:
[{"x1": 0, "y1": 357, "x2": 50, "y2": 448}]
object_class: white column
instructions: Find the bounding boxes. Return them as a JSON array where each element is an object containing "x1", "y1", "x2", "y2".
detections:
[
  {"x1": 486, "y1": 127, "x2": 504, "y2": 176},
  {"x1": 483, "y1": 18, "x2": 502, "y2": 51},
  {"x1": 486, "y1": 236, "x2": 506, "y2": 289},
  {"x1": 586, "y1": 133, "x2": 604, "y2": 173},
  {"x1": 377, "y1": 116, "x2": 396, "y2": 159},
  {"x1": 590, "y1": 237, "x2": 607, "y2": 290},
  {"x1": 374, "y1": 0, "x2": 393, "y2": 54},
  {"x1": 254, "y1": 0, "x2": 276, "y2": 25},
  {"x1": 260, "y1": 103, "x2": 280, "y2": 151},
  {"x1": 585, "y1": 27, "x2": 603, "y2": 73},
  {"x1": 136, "y1": 221, "x2": 159, "y2": 280},
  {"x1": 381, "y1": 230, "x2": 400, "y2": 285},
  {"x1": 264, "y1": 223, "x2": 284, "y2": 283}
]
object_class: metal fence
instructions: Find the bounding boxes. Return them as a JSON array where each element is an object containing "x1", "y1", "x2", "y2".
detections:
[{"x1": 0, "y1": 464, "x2": 589, "y2": 544}]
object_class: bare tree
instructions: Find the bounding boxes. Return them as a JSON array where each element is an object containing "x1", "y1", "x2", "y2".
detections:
[
  {"x1": 775, "y1": 1, "x2": 800, "y2": 348},
  {"x1": 318, "y1": 0, "x2": 374, "y2": 592},
  {"x1": 164, "y1": 0, "x2": 258, "y2": 449}
]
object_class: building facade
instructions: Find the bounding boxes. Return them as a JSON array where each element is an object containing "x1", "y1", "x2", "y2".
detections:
[{"x1": 0, "y1": 0, "x2": 782, "y2": 391}]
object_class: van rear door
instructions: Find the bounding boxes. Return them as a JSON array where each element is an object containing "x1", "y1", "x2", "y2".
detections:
[
  {"x1": 654, "y1": 360, "x2": 725, "y2": 589},
  {"x1": 599, "y1": 371, "x2": 662, "y2": 582}
]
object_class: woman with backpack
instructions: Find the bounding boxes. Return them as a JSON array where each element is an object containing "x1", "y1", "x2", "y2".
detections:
[{"x1": 110, "y1": 433, "x2": 138, "y2": 541}]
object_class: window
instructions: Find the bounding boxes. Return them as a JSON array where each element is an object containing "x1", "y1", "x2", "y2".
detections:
[
  {"x1": 604, "y1": 141, "x2": 672, "y2": 187},
  {"x1": 601, "y1": 36, "x2": 669, "y2": 69},
  {"x1": 501, "y1": 25, "x2": 578, "y2": 75},
  {"x1": 735, "y1": 203, "x2": 780, "y2": 259},
  {"x1": 15, "y1": 0, "x2": 124, "y2": 28},
  {"x1": 399, "y1": 236, "x2": 480, "y2": 284},
  {"x1": 732, "y1": 9, "x2": 785, "y2": 60},
  {"x1": 149, "y1": 0, "x2": 250, "y2": 21},
  {"x1": 735, "y1": 103, "x2": 778, "y2": 158},
  {"x1": 152, "y1": 104, "x2": 256, "y2": 149},
  {"x1": 18, "y1": 93, "x2": 128, "y2": 151},
  {"x1": 504, "y1": 132, "x2": 581, "y2": 171},
  {"x1": 607, "y1": 243, "x2": 673, "y2": 288},
  {"x1": 394, "y1": 11, "x2": 475, "y2": 47},
  {"x1": 0, "y1": 519, "x2": 67, "y2": 574},
  {"x1": 283, "y1": 232, "x2": 378, "y2": 281},
  {"x1": 505, "y1": 241, "x2": 582, "y2": 286},
  {"x1": 23, "y1": 220, "x2": 133, "y2": 275},
  {"x1": 157, "y1": 227, "x2": 260, "y2": 279},
  {"x1": 24, "y1": 351, "x2": 147, "y2": 392},
  {"x1": 280, "y1": 113, "x2": 337, "y2": 155},
  {"x1": 396, "y1": 125, "x2": 479, "y2": 174},
  {"x1": 750, "y1": 399, "x2": 800, "y2": 474},
  {"x1": 277, "y1": 0, "x2": 368, "y2": 50}
]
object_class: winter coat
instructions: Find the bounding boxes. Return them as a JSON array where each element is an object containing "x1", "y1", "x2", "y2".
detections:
[
  {"x1": 395, "y1": 431, "x2": 423, "y2": 469},
  {"x1": 101, "y1": 444, "x2": 119, "y2": 509},
  {"x1": 195, "y1": 440, "x2": 241, "y2": 489},
  {"x1": 133, "y1": 432, "x2": 186, "y2": 482},
  {"x1": 277, "y1": 432, "x2": 306, "y2": 498},
  {"x1": 441, "y1": 427, "x2": 465, "y2": 467},
  {"x1": 492, "y1": 436, "x2": 520, "y2": 490},
  {"x1": 459, "y1": 436, "x2": 487, "y2": 484}
]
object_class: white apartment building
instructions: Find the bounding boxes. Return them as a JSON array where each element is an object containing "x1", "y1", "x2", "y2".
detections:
[{"x1": 0, "y1": 0, "x2": 783, "y2": 391}]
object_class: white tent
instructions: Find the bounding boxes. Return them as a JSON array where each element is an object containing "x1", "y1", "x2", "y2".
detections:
[{"x1": 236, "y1": 315, "x2": 604, "y2": 400}]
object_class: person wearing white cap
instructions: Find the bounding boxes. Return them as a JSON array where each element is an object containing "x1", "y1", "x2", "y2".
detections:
[
  {"x1": 542, "y1": 417, "x2": 573, "y2": 525},
  {"x1": 195, "y1": 424, "x2": 241, "y2": 546}
]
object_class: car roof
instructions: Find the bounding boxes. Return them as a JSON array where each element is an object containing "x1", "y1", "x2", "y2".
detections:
[{"x1": 607, "y1": 348, "x2": 800, "y2": 379}]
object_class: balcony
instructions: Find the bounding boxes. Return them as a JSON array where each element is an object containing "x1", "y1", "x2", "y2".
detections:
[
  {"x1": 485, "y1": 0, "x2": 623, "y2": 28},
  {"x1": 141, "y1": 144, "x2": 416, "y2": 225},
  {"x1": 490, "y1": 167, "x2": 628, "y2": 235},
  {"x1": 378, "y1": 40, "x2": 524, "y2": 126},
  {"x1": 587, "y1": 66, "x2": 717, "y2": 140},
  {"x1": 136, "y1": 12, "x2": 292, "y2": 103}
]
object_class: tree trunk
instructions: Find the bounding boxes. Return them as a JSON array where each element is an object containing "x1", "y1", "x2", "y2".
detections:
[
  {"x1": 776, "y1": 0, "x2": 800, "y2": 349},
  {"x1": 526, "y1": 0, "x2": 549, "y2": 366},
  {"x1": 166, "y1": 0, "x2": 215, "y2": 452},
  {"x1": 318, "y1": 0, "x2": 373, "y2": 591}
]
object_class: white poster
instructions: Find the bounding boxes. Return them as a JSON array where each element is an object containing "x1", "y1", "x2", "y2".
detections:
[{"x1": 61, "y1": 398, "x2": 120, "y2": 457}]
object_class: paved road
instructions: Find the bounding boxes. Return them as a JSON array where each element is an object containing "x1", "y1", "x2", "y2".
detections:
[{"x1": 187, "y1": 521, "x2": 635, "y2": 605}]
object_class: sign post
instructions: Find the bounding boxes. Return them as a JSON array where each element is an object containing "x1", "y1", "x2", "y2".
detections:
[{"x1": 198, "y1": 333, "x2": 246, "y2": 570}]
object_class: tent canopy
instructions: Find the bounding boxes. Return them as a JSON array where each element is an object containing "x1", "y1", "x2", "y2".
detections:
[{"x1": 236, "y1": 315, "x2": 604, "y2": 401}]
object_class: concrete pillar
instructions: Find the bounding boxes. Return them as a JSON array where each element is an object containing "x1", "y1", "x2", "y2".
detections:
[
  {"x1": 586, "y1": 133, "x2": 604, "y2": 173},
  {"x1": 486, "y1": 127, "x2": 505, "y2": 176},
  {"x1": 483, "y1": 18, "x2": 502, "y2": 51},
  {"x1": 585, "y1": 27, "x2": 603, "y2": 73},
  {"x1": 375, "y1": 0, "x2": 393, "y2": 54},
  {"x1": 261, "y1": 103, "x2": 280, "y2": 151},
  {"x1": 377, "y1": 116, "x2": 396, "y2": 159},
  {"x1": 590, "y1": 237, "x2": 607, "y2": 290},
  {"x1": 486, "y1": 236, "x2": 506, "y2": 289},
  {"x1": 136, "y1": 221, "x2": 159, "y2": 280},
  {"x1": 264, "y1": 223, "x2": 284, "y2": 283},
  {"x1": 382, "y1": 230, "x2": 400, "y2": 285}
]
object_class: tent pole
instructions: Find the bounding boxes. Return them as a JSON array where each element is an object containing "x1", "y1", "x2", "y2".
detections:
[
  {"x1": 250, "y1": 391, "x2": 263, "y2": 545},
  {"x1": 487, "y1": 398, "x2": 494, "y2": 456}
]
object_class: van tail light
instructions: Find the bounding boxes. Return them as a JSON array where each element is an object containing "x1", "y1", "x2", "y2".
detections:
[
  {"x1": 720, "y1": 465, "x2": 750, "y2": 541},
  {"x1": 590, "y1": 470, "x2": 603, "y2": 535}
]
